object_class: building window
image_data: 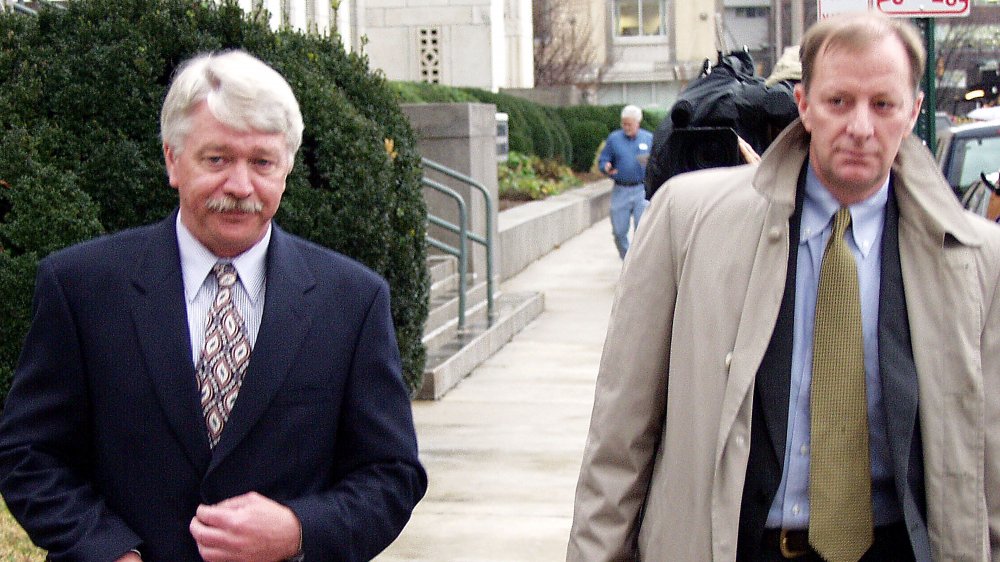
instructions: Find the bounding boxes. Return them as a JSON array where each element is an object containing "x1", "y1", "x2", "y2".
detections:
[
  {"x1": 735, "y1": 7, "x2": 767, "y2": 18},
  {"x1": 614, "y1": 0, "x2": 666, "y2": 37},
  {"x1": 419, "y1": 27, "x2": 442, "y2": 84}
]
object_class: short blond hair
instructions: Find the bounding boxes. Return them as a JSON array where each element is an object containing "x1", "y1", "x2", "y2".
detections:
[{"x1": 800, "y1": 13, "x2": 925, "y2": 95}]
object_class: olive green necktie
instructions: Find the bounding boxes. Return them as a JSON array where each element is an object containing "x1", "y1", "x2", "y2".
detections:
[{"x1": 808, "y1": 208, "x2": 874, "y2": 562}]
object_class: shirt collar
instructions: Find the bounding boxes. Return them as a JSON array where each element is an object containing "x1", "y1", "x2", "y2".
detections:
[
  {"x1": 800, "y1": 165, "x2": 889, "y2": 259},
  {"x1": 176, "y1": 213, "x2": 270, "y2": 304}
]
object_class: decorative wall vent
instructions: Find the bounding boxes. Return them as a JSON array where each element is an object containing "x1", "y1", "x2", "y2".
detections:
[{"x1": 419, "y1": 27, "x2": 441, "y2": 84}]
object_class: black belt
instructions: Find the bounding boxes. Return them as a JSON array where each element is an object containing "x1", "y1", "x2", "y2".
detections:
[{"x1": 762, "y1": 522, "x2": 908, "y2": 559}]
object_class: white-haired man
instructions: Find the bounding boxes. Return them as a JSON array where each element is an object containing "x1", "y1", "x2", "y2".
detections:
[
  {"x1": 598, "y1": 104, "x2": 653, "y2": 259},
  {"x1": 0, "y1": 50, "x2": 426, "y2": 562}
]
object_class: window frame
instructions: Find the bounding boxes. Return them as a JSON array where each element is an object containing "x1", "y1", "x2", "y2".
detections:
[{"x1": 611, "y1": 0, "x2": 669, "y2": 42}]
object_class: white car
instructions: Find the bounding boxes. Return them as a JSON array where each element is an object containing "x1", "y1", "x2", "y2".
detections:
[{"x1": 936, "y1": 119, "x2": 1000, "y2": 198}]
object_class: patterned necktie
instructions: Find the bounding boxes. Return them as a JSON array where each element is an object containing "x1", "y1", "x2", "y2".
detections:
[
  {"x1": 809, "y1": 208, "x2": 874, "y2": 562},
  {"x1": 195, "y1": 263, "x2": 251, "y2": 449}
]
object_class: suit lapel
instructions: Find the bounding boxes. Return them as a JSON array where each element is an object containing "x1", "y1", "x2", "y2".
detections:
[
  {"x1": 878, "y1": 190, "x2": 929, "y2": 547},
  {"x1": 208, "y1": 225, "x2": 316, "y2": 469},
  {"x1": 755, "y1": 165, "x2": 807, "y2": 466},
  {"x1": 130, "y1": 212, "x2": 212, "y2": 473}
]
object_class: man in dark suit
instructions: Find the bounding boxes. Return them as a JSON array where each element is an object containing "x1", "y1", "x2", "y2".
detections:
[{"x1": 0, "y1": 49, "x2": 426, "y2": 562}]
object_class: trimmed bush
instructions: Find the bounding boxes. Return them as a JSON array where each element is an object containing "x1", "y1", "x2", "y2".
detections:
[
  {"x1": 461, "y1": 88, "x2": 572, "y2": 163},
  {"x1": 567, "y1": 120, "x2": 611, "y2": 172},
  {"x1": 643, "y1": 107, "x2": 668, "y2": 131},
  {"x1": 557, "y1": 105, "x2": 626, "y2": 137},
  {"x1": 392, "y1": 81, "x2": 479, "y2": 103},
  {"x1": 0, "y1": 0, "x2": 429, "y2": 400}
]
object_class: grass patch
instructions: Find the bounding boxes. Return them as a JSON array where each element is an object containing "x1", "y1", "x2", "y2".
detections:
[{"x1": 0, "y1": 499, "x2": 44, "y2": 561}]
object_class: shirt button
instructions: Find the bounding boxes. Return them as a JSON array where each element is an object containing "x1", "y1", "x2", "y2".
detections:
[
  {"x1": 800, "y1": 444, "x2": 808, "y2": 456},
  {"x1": 792, "y1": 504, "x2": 801, "y2": 516}
]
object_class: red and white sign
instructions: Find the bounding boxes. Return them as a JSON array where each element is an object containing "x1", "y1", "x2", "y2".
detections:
[
  {"x1": 817, "y1": 0, "x2": 970, "y2": 18},
  {"x1": 874, "y1": 0, "x2": 970, "y2": 17}
]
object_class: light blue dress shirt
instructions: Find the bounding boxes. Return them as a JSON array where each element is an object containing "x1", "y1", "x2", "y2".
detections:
[{"x1": 765, "y1": 165, "x2": 903, "y2": 529}]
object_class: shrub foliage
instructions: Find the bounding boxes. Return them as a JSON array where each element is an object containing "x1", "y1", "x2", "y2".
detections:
[
  {"x1": 0, "y1": 0, "x2": 429, "y2": 400},
  {"x1": 498, "y1": 152, "x2": 581, "y2": 201}
]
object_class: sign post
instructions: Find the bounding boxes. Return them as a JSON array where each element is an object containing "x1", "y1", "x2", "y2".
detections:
[
  {"x1": 913, "y1": 18, "x2": 937, "y2": 151},
  {"x1": 815, "y1": 0, "x2": 970, "y2": 150}
]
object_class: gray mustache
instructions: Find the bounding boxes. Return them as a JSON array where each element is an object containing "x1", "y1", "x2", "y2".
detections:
[{"x1": 205, "y1": 197, "x2": 263, "y2": 213}]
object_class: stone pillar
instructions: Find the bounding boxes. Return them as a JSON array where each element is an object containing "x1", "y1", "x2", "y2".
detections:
[{"x1": 401, "y1": 103, "x2": 500, "y2": 288}]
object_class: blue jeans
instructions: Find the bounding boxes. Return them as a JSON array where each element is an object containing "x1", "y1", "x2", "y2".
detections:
[{"x1": 610, "y1": 184, "x2": 649, "y2": 259}]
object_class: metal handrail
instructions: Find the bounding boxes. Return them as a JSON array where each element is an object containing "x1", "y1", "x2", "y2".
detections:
[
  {"x1": 421, "y1": 176, "x2": 469, "y2": 330},
  {"x1": 421, "y1": 158, "x2": 494, "y2": 319},
  {"x1": 10, "y1": 3, "x2": 37, "y2": 14},
  {"x1": 6, "y1": 0, "x2": 66, "y2": 14}
]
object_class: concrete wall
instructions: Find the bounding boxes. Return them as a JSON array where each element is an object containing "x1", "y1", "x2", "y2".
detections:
[
  {"x1": 497, "y1": 180, "x2": 612, "y2": 280},
  {"x1": 402, "y1": 103, "x2": 500, "y2": 285},
  {"x1": 363, "y1": 0, "x2": 532, "y2": 90}
]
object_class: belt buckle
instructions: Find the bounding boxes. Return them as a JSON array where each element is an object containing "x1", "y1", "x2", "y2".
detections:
[{"x1": 779, "y1": 529, "x2": 809, "y2": 559}]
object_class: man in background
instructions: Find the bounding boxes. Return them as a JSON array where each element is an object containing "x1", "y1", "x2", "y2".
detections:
[
  {"x1": 0, "y1": 50, "x2": 426, "y2": 562},
  {"x1": 598, "y1": 104, "x2": 652, "y2": 259}
]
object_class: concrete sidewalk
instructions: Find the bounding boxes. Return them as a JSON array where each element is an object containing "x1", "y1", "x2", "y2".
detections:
[{"x1": 376, "y1": 218, "x2": 622, "y2": 562}]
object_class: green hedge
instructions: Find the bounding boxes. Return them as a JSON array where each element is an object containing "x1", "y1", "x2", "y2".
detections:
[
  {"x1": 392, "y1": 81, "x2": 479, "y2": 103},
  {"x1": 461, "y1": 88, "x2": 572, "y2": 163},
  {"x1": 0, "y1": 0, "x2": 429, "y2": 399},
  {"x1": 567, "y1": 120, "x2": 611, "y2": 172},
  {"x1": 556, "y1": 105, "x2": 663, "y2": 172},
  {"x1": 389, "y1": 86, "x2": 667, "y2": 174}
]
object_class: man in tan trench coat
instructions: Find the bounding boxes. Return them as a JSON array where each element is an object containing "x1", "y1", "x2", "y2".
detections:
[{"x1": 568, "y1": 13, "x2": 1000, "y2": 562}]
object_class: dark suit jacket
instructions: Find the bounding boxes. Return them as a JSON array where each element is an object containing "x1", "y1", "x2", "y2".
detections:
[
  {"x1": 737, "y1": 175, "x2": 930, "y2": 560},
  {"x1": 0, "y1": 212, "x2": 427, "y2": 562}
]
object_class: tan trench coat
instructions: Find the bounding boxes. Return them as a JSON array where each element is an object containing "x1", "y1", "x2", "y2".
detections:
[{"x1": 567, "y1": 121, "x2": 1000, "y2": 561}]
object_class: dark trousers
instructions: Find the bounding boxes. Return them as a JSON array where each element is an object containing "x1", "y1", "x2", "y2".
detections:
[{"x1": 759, "y1": 522, "x2": 914, "y2": 561}]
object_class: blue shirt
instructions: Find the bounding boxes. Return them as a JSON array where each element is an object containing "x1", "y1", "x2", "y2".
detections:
[
  {"x1": 765, "y1": 165, "x2": 902, "y2": 529},
  {"x1": 598, "y1": 128, "x2": 653, "y2": 186}
]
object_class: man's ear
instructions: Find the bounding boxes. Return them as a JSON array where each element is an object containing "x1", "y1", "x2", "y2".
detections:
[
  {"x1": 794, "y1": 83, "x2": 811, "y2": 132},
  {"x1": 908, "y1": 91, "x2": 925, "y2": 132},
  {"x1": 163, "y1": 143, "x2": 179, "y2": 189}
]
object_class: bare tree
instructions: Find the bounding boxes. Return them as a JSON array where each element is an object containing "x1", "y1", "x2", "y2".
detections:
[
  {"x1": 933, "y1": 6, "x2": 1000, "y2": 113},
  {"x1": 533, "y1": 0, "x2": 597, "y2": 86}
]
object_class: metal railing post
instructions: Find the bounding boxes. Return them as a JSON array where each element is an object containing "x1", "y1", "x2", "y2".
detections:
[
  {"x1": 421, "y1": 158, "x2": 494, "y2": 320},
  {"x1": 421, "y1": 177, "x2": 469, "y2": 331}
]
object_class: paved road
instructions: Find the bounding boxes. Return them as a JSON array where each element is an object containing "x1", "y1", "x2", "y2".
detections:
[{"x1": 376, "y1": 218, "x2": 622, "y2": 561}]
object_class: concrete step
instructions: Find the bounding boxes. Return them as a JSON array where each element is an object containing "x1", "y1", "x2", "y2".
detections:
[
  {"x1": 423, "y1": 278, "x2": 491, "y2": 346},
  {"x1": 427, "y1": 255, "x2": 457, "y2": 294},
  {"x1": 417, "y1": 290, "x2": 544, "y2": 400}
]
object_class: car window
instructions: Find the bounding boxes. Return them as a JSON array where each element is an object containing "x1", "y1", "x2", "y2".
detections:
[{"x1": 955, "y1": 136, "x2": 1000, "y2": 191}]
